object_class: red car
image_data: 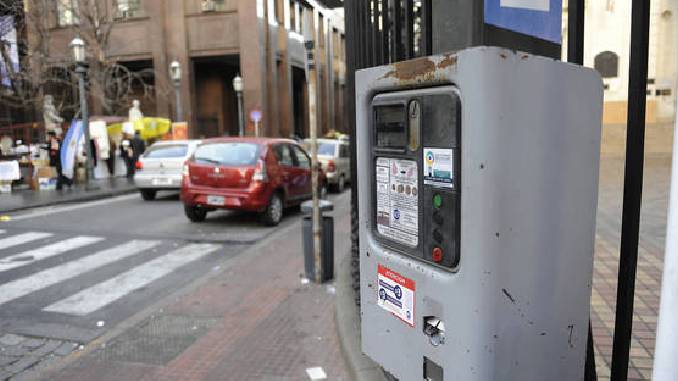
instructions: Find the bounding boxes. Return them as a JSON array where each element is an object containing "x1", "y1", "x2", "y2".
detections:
[{"x1": 181, "y1": 138, "x2": 327, "y2": 226}]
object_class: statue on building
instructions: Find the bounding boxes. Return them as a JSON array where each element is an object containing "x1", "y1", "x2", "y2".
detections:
[
  {"x1": 128, "y1": 99, "x2": 143, "y2": 123},
  {"x1": 43, "y1": 95, "x2": 64, "y2": 137}
]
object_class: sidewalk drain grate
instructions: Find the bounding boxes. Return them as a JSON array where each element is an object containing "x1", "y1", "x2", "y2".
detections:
[{"x1": 95, "y1": 314, "x2": 217, "y2": 365}]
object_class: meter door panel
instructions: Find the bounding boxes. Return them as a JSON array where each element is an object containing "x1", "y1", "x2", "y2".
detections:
[{"x1": 371, "y1": 87, "x2": 461, "y2": 270}]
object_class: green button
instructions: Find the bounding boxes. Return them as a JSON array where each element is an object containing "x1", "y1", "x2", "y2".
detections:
[{"x1": 433, "y1": 194, "x2": 442, "y2": 209}]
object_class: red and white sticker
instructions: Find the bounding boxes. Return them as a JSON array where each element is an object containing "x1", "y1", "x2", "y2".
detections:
[{"x1": 377, "y1": 265, "x2": 415, "y2": 327}]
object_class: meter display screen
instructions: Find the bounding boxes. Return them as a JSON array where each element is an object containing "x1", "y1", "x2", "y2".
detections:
[{"x1": 375, "y1": 105, "x2": 407, "y2": 148}]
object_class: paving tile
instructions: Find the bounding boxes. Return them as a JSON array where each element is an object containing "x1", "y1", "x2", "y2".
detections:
[
  {"x1": 591, "y1": 155, "x2": 670, "y2": 379},
  {"x1": 0, "y1": 335, "x2": 24, "y2": 347},
  {"x1": 53, "y1": 343, "x2": 78, "y2": 357},
  {"x1": 0, "y1": 346, "x2": 29, "y2": 358},
  {"x1": 19, "y1": 339, "x2": 45, "y2": 350},
  {"x1": 0, "y1": 355, "x2": 17, "y2": 367},
  {"x1": 29, "y1": 340, "x2": 62, "y2": 357},
  {"x1": 3, "y1": 356, "x2": 39, "y2": 375}
]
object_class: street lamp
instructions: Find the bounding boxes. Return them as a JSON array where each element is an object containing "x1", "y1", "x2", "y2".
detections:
[
  {"x1": 170, "y1": 60, "x2": 183, "y2": 122},
  {"x1": 232, "y1": 75, "x2": 244, "y2": 137},
  {"x1": 70, "y1": 37, "x2": 98, "y2": 190}
]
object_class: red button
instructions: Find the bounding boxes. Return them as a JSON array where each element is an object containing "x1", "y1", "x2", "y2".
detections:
[{"x1": 432, "y1": 247, "x2": 443, "y2": 263}]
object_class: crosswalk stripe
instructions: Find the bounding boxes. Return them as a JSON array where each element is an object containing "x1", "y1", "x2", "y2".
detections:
[
  {"x1": 0, "y1": 240, "x2": 161, "y2": 305},
  {"x1": 0, "y1": 232, "x2": 53, "y2": 251},
  {"x1": 0, "y1": 236, "x2": 104, "y2": 272},
  {"x1": 44, "y1": 244, "x2": 221, "y2": 316},
  {"x1": 0, "y1": 230, "x2": 5, "y2": 234}
]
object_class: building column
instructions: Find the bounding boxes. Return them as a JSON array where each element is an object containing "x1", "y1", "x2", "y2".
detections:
[
  {"x1": 238, "y1": 0, "x2": 268, "y2": 136},
  {"x1": 163, "y1": 0, "x2": 191, "y2": 131}
]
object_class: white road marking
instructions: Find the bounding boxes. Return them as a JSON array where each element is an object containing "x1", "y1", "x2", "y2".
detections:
[
  {"x1": 0, "y1": 236, "x2": 104, "y2": 272},
  {"x1": 0, "y1": 229, "x2": 5, "y2": 234},
  {"x1": 0, "y1": 240, "x2": 161, "y2": 305},
  {"x1": 9, "y1": 194, "x2": 139, "y2": 221},
  {"x1": 0, "y1": 232, "x2": 53, "y2": 251},
  {"x1": 44, "y1": 244, "x2": 220, "y2": 315}
]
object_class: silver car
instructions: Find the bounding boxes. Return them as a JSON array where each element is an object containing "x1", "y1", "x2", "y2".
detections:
[
  {"x1": 303, "y1": 138, "x2": 351, "y2": 192},
  {"x1": 134, "y1": 140, "x2": 201, "y2": 200}
]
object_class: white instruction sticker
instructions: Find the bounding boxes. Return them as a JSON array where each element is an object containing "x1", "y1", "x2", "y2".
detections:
[
  {"x1": 500, "y1": 0, "x2": 549, "y2": 12},
  {"x1": 423, "y1": 148, "x2": 455, "y2": 189},
  {"x1": 378, "y1": 264, "x2": 415, "y2": 327},
  {"x1": 375, "y1": 158, "x2": 418, "y2": 247}
]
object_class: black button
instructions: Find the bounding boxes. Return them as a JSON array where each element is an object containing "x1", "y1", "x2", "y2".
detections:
[
  {"x1": 433, "y1": 229, "x2": 443, "y2": 243},
  {"x1": 433, "y1": 211, "x2": 444, "y2": 225}
]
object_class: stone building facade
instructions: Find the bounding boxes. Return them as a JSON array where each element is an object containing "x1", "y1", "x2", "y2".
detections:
[{"x1": 25, "y1": 0, "x2": 346, "y2": 138}]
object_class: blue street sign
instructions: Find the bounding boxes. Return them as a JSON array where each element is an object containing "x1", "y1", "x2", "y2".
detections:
[
  {"x1": 484, "y1": 0, "x2": 562, "y2": 44},
  {"x1": 250, "y1": 109, "x2": 262, "y2": 123}
]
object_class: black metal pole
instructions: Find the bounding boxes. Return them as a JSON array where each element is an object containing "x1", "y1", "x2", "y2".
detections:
[
  {"x1": 421, "y1": 0, "x2": 432, "y2": 56},
  {"x1": 567, "y1": 0, "x2": 584, "y2": 65},
  {"x1": 610, "y1": 0, "x2": 651, "y2": 379},
  {"x1": 404, "y1": 0, "x2": 414, "y2": 59},
  {"x1": 76, "y1": 65, "x2": 98, "y2": 190},
  {"x1": 382, "y1": 0, "x2": 391, "y2": 64},
  {"x1": 393, "y1": 0, "x2": 403, "y2": 61},
  {"x1": 566, "y1": 1, "x2": 596, "y2": 380}
]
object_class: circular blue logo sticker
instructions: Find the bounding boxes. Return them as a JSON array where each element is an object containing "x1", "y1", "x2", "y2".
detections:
[
  {"x1": 394, "y1": 285, "x2": 402, "y2": 299},
  {"x1": 393, "y1": 209, "x2": 400, "y2": 220}
]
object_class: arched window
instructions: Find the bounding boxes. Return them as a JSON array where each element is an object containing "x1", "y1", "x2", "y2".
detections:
[{"x1": 594, "y1": 51, "x2": 619, "y2": 78}]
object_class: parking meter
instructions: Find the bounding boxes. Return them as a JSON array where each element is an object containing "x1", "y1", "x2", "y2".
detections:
[{"x1": 356, "y1": 47, "x2": 603, "y2": 380}]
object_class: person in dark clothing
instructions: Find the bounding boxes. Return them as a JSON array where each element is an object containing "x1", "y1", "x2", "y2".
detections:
[
  {"x1": 121, "y1": 131, "x2": 146, "y2": 178},
  {"x1": 42, "y1": 132, "x2": 71, "y2": 190}
]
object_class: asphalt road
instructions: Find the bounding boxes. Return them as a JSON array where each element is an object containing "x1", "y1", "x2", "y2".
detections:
[{"x1": 0, "y1": 190, "x2": 330, "y2": 380}]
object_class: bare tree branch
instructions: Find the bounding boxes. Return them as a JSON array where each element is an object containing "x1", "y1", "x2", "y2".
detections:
[{"x1": 0, "y1": 0, "x2": 166, "y2": 121}]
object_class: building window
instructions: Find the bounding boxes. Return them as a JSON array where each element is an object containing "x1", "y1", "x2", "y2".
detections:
[
  {"x1": 115, "y1": 0, "x2": 143, "y2": 19},
  {"x1": 57, "y1": 0, "x2": 79, "y2": 26},
  {"x1": 202, "y1": 0, "x2": 226, "y2": 12},
  {"x1": 656, "y1": 89, "x2": 672, "y2": 96},
  {"x1": 289, "y1": 1, "x2": 296, "y2": 31},
  {"x1": 594, "y1": 51, "x2": 619, "y2": 78}
]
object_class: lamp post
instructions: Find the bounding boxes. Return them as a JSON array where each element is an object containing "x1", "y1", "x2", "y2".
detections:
[
  {"x1": 232, "y1": 75, "x2": 244, "y2": 137},
  {"x1": 70, "y1": 37, "x2": 97, "y2": 189},
  {"x1": 170, "y1": 60, "x2": 183, "y2": 122}
]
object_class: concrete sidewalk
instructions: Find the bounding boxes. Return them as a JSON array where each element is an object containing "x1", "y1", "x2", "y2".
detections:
[
  {"x1": 0, "y1": 178, "x2": 137, "y2": 214},
  {"x1": 36, "y1": 193, "x2": 353, "y2": 381}
]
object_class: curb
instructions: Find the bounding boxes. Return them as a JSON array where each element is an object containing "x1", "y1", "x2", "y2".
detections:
[
  {"x1": 335, "y1": 251, "x2": 386, "y2": 381},
  {"x1": 0, "y1": 187, "x2": 138, "y2": 214}
]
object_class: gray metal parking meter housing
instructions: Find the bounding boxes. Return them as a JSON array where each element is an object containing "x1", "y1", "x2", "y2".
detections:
[{"x1": 356, "y1": 47, "x2": 603, "y2": 380}]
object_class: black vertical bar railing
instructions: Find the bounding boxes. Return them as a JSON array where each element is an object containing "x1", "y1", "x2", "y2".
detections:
[
  {"x1": 404, "y1": 0, "x2": 414, "y2": 59},
  {"x1": 567, "y1": 1, "x2": 596, "y2": 380},
  {"x1": 393, "y1": 0, "x2": 403, "y2": 61},
  {"x1": 420, "y1": 0, "x2": 432, "y2": 56},
  {"x1": 365, "y1": 0, "x2": 374, "y2": 67},
  {"x1": 610, "y1": 0, "x2": 651, "y2": 380},
  {"x1": 371, "y1": 0, "x2": 379, "y2": 65},
  {"x1": 382, "y1": 0, "x2": 391, "y2": 64}
]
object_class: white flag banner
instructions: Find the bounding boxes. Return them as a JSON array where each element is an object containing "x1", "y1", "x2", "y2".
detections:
[{"x1": 61, "y1": 120, "x2": 84, "y2": 180}]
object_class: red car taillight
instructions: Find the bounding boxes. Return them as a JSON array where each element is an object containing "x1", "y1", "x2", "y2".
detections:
[
  {"x1": 135, "y1": 161, "x2": 143, "y2": 170},
  {"x1": 252, "y1": 159, "x2": 268, "y2": 182},
  {"x1": 326, "y1": 160, "x2": 336, "y2": 173}
]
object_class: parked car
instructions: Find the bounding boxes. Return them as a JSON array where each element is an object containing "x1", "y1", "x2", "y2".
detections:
[
  {"x1": 181, "y1": 138, "x2": 328, "y2": 226},
  {"x1": 303, "y1": 138, "x2": 351, "y2": 192},
  {"x1": 134, "y1": 140, "x2": 201, "y2": 200}
]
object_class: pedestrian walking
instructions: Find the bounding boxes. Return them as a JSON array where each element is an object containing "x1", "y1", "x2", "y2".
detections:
[
  {"x1": 121, "y1": 131, "x2": 146, "y2": 178},
  {"x1": 42, "y1": 131, "x2": 71, "y2": 190}
]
